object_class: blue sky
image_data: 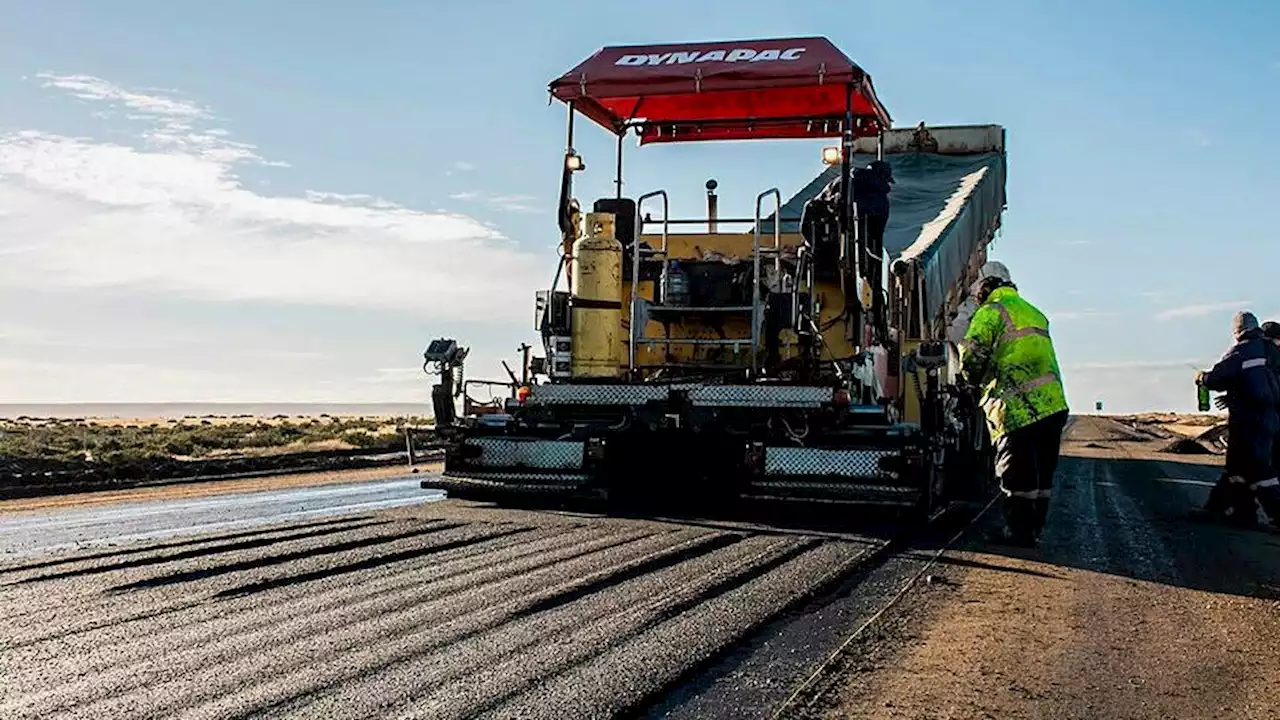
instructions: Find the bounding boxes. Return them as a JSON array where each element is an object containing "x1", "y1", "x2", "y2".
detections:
[{"x1": 0, "y1": 0, "x2": 1276, "y2": 412}]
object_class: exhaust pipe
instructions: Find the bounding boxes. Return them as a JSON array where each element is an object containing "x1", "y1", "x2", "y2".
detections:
[{"x1": 706, "y1": 179, "x2": 718, "y2": 233}]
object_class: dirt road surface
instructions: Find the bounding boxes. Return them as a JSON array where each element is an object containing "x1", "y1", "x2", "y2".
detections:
[
  {"x1": 1, "y1": 416, "x2": 1277, "y2": 719},
  {"x1": 789, "y1": 415, "x2": 1280, "y2": 720},
  {"x1": 0, "y1": 463, "x2": 426, "y2": 514}
]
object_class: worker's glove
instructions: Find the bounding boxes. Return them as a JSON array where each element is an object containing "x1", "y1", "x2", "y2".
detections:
[{"x1": 1195, "y1": 370, "x2": 1207, "y2": 386}]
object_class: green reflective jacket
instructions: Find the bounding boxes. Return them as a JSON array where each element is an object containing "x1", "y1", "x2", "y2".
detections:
[{"x1": 958, "y1": 286, "x2": 1069, "y2": 440}]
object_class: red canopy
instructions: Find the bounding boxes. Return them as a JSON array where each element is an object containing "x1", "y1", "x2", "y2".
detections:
[{"x1": 549, "y1": 37, "x2": 892, "y2": 145}]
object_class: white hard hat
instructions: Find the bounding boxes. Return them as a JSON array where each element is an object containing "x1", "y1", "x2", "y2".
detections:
[{"x1": 977, "y1": 260, "x2": 1012, "y2": 284}]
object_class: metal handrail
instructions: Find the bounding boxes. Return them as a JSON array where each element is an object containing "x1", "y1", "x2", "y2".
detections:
[
  {"x1": 637, "y1": 216, "x2": 804, "y2": 227},
  {"x1": 630, "y1": 190, "x2": 670, "y2": 374},
  {"x1": 752, "y1": 188, "x2": 782, "y2": 379},
  {"x1": 626, "y1": 187, "x2": 791, "y2": 378}
]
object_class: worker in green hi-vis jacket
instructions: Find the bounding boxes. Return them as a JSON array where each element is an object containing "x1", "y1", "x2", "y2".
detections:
[{"x1": 958, "y1": 261, "x2": 1070, "y2": 548}]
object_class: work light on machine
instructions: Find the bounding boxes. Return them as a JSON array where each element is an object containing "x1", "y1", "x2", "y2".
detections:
[
  {"x1": 821, "y1": 146, "x2": 841, "y2": 165},
  {"x1": 565, "y1": 151, "x2": 585, "y2": 172}
]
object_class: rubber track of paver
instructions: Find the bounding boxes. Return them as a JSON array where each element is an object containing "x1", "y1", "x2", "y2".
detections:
[{"x1": 0, "y1": 506, "x2": 887, "y2": 719}]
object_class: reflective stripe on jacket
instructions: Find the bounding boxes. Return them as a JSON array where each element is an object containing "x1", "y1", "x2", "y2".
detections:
[
  {"x1": 1201, "y1": 331, "x2": 1280, "y2": 432},
  {"x1": 958, "y1": 286, "x2": 1069, "y2": 441}
]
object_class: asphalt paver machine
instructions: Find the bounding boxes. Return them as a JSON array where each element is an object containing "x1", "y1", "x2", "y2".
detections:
[{"x1": 424, "y1": 37, "x2": 1006, "y2": 517}]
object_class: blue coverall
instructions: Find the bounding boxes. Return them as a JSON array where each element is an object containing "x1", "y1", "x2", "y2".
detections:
[{"x1": 1201, "y1": 329, "x2": 1280, "y2": 523}]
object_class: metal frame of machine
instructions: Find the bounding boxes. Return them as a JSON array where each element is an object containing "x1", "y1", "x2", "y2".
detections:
[{"x1": 423, "y1": 37, "x2": 1000, "y2": 516}]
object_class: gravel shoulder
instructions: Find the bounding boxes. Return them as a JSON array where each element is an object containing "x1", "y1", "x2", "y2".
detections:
[
  {"x1": 0, "y1": 464, "x2": 433, "y2": 514},
  {"x1": 799, "y1": 415, "x2": 1280, "y2": 720}
]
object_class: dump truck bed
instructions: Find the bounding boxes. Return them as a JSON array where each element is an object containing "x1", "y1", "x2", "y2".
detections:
[{"x1": 759, "y1": 124, "x2": 1007, "y2": 328}]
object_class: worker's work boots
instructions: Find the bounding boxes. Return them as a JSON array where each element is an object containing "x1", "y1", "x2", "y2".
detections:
[
  {"x1": 1255, "y1": 485, "x2": 1280, "y2": 531},
  {"x1": 1192, "y1": 474, "x2": 1259, "y2": 526}
]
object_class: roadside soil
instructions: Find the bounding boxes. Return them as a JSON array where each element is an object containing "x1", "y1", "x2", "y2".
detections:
[
  {"x1": 0, "y1": 463, "x2": 439, "y2": 514},
  {"x1": 800, "y1": 415, "x2": 1280, "y2": 720}
]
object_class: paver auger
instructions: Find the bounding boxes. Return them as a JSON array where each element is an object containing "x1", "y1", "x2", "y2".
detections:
[{"x1": 424, "y1": 37, "x2": 1006, "y2": 517}]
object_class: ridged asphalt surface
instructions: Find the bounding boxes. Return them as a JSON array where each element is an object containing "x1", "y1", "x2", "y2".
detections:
[
  {"x1": 0, "y1": 475, "x2": 444, "y2": 559},
  {"x1": 0, "y1": 496, "x2": 888, "y2": 719}
]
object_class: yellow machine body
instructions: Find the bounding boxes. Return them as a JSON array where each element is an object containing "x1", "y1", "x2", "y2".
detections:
[
  {"x1": 570, "y1": 212, "x2": 624, "y2": 378},
  {"x1": 605, "y1": 229, "x2": 973, "y2": 426},
  {"x1": 619, "y1": 231, "x2": 860, "y2": 374}
]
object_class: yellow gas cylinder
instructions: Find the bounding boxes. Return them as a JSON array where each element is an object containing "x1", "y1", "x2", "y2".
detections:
[{"x1": 570, "y1": 212, "x2": 624, "y2": 378}]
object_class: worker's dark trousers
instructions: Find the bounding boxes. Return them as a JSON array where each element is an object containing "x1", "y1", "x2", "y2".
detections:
[
  {"x1": 1267, "y1": 440, "x2": 1280, "y2": 523},
  {"x1": 857, "y1": 214, "x2": 888, "y2": 283},
  {"x1": 993, "y1": 410, "x2": 1070, "y2": 541},
  {"x1": 1258, "y1": 434, "x2": 1280, "y2": 523},
  {"x1": 1208, "y1": 421, "x2": 1280, "y2": 524},
  {"x1": 856, "y1": 213, "x2": 889, "y2": 339}
]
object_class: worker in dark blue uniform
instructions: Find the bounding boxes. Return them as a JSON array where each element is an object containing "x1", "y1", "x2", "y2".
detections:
[
  {"x1": 1197, "y1": 312, "x2": 1280, "y2": 528},
  {"x1": 853, "y1": 160, "x2": 893, "y2": 340},
  {"x1": 852, "y1": 159, "x2": 893, "y2": 240}
]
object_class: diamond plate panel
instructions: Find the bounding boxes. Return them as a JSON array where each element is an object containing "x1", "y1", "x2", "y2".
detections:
[
  {"x1": 439, "y1": 471, "x2": 590, "y2": 488},
  {"x1": 763, "y1": 447, "x2": 896, "y2": 479},
  {"x1": 742, "y1": 480, "x2": 917, "y2": 507},
  {"x1": 748, "y1": 480, "x2": 913, "y2": 496},
  {"x1": 525, "y1": 384, "x2": 696, "y2": 406},
  {"x1": 524, "y1": 383, "x2": 839, "y2": 408},
  {"x1": 467, "y1": 438, "x2": 584, "y2": 470},
  {"x1": 687, "y1": 385, "x2": 833, "y2": 408}
]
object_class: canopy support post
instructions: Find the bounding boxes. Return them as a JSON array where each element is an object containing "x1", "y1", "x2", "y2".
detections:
[
  {"x1": 839, "y1": 85, "x2": 862, "y2": 355},
  {"x1": 554, "y1": 101, "x2": 577, "y2": 296},
  {"x1": 615, "y1": 131, "x2": 624, "y2": 200},
  {"x1": 565, "y1": 101, "x2": 575, "y2": 151}
]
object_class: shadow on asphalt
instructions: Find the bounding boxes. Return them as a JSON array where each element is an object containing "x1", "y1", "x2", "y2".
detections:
[
  {"x1": 933, "y1": 554, "x2": 1065, "y2": 580},
  {"x1": 962, "y1": 454, "x2": 1280, "y2": 603}
]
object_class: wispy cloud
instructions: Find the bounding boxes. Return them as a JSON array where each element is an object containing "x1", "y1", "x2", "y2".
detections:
[
  {"x1": 486, "y1": 194, "x2": 541, "y2": 213},
  {"x1": 1155, "y1": 300, "x2": 1252, "y2": 321},
  {"x1": 449, "y1": 191, "x2": 543, "y2": 214},
  {"x1": 303, "y1": 190, "x2": 400, "y2": 209},
  {"x1": 444, "y1": 160, "x2": 478, "y2": 177},
  {"x1": 1, "y1": 73, "x2": 544, "y2": 323},
  {"x1": 37, "y1": 72, "x2": 288, "y2": 168},
  {"x1": 39, "y1": 72, "x2": 209, "y2": 120}
]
